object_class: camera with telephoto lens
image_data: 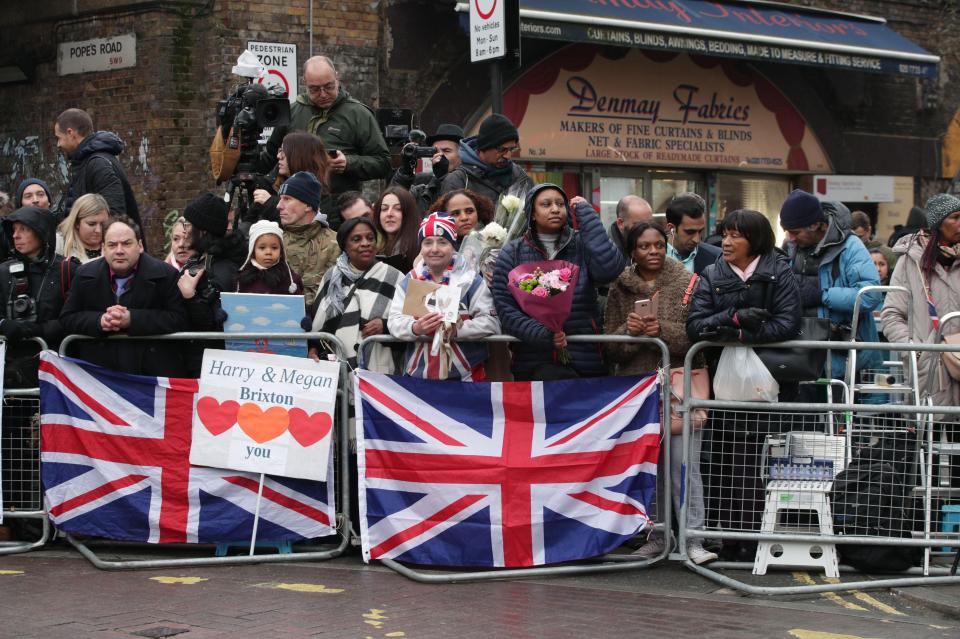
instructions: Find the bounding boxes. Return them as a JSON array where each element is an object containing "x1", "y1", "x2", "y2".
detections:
[{"x1": 6, "y1": 262, "x2": 37, "y2": 322}]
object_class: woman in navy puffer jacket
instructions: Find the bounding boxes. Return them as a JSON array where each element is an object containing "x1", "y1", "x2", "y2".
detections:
[{"x1": 492, "y1": 183, "x2": 626, "y2": 379}]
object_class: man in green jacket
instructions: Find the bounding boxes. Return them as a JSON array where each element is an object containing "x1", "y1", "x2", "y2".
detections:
[{"x1": 262, "y1": 56, "x2": 391, "y2": 229}]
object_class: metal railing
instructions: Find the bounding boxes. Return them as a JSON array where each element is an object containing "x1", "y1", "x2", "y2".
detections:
[
  {"x1": 356, "y1": 333, "x2": 674, "y2": 583},
  {"x1": 679, "y1": 338, "x2": 960, "y2": 595},
  {"x1": 52, "y1": 331, "x2": 354, "y2": 570}
]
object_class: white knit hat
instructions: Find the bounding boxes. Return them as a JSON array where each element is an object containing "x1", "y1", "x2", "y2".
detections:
[{"x1": 241, "y1": 219, "x2": 297, "y2": 293}]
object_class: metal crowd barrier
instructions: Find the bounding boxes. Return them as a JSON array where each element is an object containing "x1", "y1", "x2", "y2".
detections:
[
  {"x1": 679, "y1": 338, "x2": 960, "y2": 596},
  {"x1": 53, "y1": 331, "x2": 353, "y2": 571},
  {"x1": 0, "y1": 338, "x2": 52, "y2": 556},
  {"x1": 357, "y1": 333, "x2": 673, "y2": 584}
]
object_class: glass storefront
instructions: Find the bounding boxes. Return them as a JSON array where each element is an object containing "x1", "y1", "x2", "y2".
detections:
[{"x1": 525, "y1": 162, "x2": 795, "y2": 244}]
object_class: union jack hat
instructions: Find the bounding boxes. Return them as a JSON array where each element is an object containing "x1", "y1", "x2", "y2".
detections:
[{"x1": 418, "y1": 212, "x2": 457, "y2": 244}]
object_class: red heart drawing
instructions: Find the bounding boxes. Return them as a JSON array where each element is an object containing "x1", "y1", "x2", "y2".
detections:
[
  {"x1": 197, "y1": 397, "x2": 239, "y2": 436},
  {"x1": 287, "y1": 408, "x2": 332, "y2": 447}
]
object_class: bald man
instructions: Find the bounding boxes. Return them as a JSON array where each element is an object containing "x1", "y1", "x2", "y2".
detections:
[
  {"x1": 609, "y1": 194, "x2": 653, "y2": 256},
  {"x1": 262, "y1": 56, "x2": 390, "y2": 229}
]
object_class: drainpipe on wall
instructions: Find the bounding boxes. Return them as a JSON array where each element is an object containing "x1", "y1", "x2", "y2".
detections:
[{"x1": 308, "y1": 0, "x2": 313, "y2": 57}]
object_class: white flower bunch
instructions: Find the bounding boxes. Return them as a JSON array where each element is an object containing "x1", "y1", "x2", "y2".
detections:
[
  {"x1": 479, "y1": 222, "x2": 507, "y2": 249},
  {"x1": 500, "y1": 194, "x2": 522, "y2": 215}
]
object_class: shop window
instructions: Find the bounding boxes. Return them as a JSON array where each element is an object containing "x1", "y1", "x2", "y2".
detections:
[
  {"x1": 598, "y1": 176, "x2": 643, "y2": 230},
  {"x1": 716, "y1": 174, "x2": 791, "y2": 246}
]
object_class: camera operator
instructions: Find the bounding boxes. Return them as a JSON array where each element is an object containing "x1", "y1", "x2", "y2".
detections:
[
  {"x1": 0, "y1": 206, "x2": 78, "y2": 387},
  {"x1": 260, "y1": 56, "x2": 390, "y2": 230},
  {"x1": 389, "y1": 124, "x2": 463, "y2": 212}
]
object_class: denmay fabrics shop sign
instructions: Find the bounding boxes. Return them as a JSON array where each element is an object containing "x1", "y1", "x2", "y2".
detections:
[
  {"x1": 58, "y1": 34, "x2": 136, "y2": 75},
  {"x1": 508, "y1": 48, "x2": 830, "y2": 172}
]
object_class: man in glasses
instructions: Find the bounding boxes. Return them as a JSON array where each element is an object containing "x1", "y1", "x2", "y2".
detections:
[
  {"x1": 440, "y1": 113, "x2": 533, "y2": 208},
  {"x1": 262, "y1": 55, "x2": 390, "y2": 230}
]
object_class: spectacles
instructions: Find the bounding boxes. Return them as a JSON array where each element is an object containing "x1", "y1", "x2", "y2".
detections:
[
  {"x1": 306, "y1": 82, "x2": 337, "y2": 95},
  {"x1": 496, "y1": 144, "x2": 520, "y2": 155}
]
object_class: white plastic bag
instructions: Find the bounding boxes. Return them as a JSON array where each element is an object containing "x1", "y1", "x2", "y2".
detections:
[{"x1": 713, "y1": 346, "x2": 779, "y2": 402}]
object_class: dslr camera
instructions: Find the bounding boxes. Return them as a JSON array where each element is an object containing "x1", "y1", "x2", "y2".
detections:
[{"x1": 6, "y1": 262, "x2": 36, "y2": 322}]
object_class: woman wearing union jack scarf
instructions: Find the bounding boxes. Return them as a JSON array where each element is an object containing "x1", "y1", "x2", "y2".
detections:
[{"x1": 387, "y1": 212, "x2": 500, "y2": 380}]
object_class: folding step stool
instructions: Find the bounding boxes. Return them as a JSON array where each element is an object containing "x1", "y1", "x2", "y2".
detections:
[{"x1": 753, "y1": 479, "x2": 839, "y2": 578}]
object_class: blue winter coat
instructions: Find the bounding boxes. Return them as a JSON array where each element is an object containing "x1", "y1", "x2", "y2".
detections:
[
  {"x1": 784, "y1": 204, "x2": 882, "y2": 374},
  {"x1": 492, "y1": 185, "x2": 627, "y2": 376}
]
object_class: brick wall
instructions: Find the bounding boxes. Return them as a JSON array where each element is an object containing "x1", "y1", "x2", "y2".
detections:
[
  {"x1": 0, "y1": 0, "x2": 958, "y2": 248},
  {"x1": 0, "y1": 0, "x2": 382, "y2": 252}
]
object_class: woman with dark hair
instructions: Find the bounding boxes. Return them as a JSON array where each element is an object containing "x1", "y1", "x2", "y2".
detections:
[
  {"x1": 492, "y1": 183, "x2": 626, "y2": 379},
  {"x1": 605, "y1": 221, "x2": 715, "y2": 564},
  {"x1": 310, "y1": 216, "x2": 403, "y2": 371},
  {"x1": 374, "y1": 186, "x2": 421, "y2": 274},
  {"x1": 686, "y1": 209, "x2": 801, "y2": 559},
  {"x1": 882, "y1": 193, "x2": 960, "y2": 408},
  {"x1": 428, "y1": 188, "x2": 495, "y2": 245},
  {"x1": 250, "y1": 131, "x2": 331, "y2": 227}
]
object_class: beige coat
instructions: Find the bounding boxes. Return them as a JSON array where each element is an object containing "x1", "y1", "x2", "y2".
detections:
[
  {"x1": 880, "y1": 232, "x2": 960, "y2": 408},
  {"x1": 605, "y1": 257, "x2": 700, "y2": 374}
]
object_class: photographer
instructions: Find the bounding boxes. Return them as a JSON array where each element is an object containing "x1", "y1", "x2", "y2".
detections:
[
  {"x1": 389, "y1": 124, "x2": 463, "y2": 212},
  {"x1": 173, "y1": 194, "x2": 246, "y2": 374},
  {"x1": 0, "y1": 206, "x2": 78, "y2": 387},
  {"x1": 261, "y1": 56, "x2": 390, "y2": 230}
]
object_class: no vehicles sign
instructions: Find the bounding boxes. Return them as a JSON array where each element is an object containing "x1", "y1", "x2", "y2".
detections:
[
  {"x1": 470, "y1": 0, "x2": 506, "y2": 62},
  {"x1": 246, "y1": 41, "x2": 297, "y2": 102}
]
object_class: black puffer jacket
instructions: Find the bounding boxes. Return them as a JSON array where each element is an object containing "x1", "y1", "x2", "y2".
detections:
[
  {"x1": 686, "y1": 250, "x2": 801, "y2": 344},
  {"x1": 62, "y1": 132, "x2": 142, "y2": 236},
  {"x1": 0, "y1": 207, "x2": 78, "y2": 386}
]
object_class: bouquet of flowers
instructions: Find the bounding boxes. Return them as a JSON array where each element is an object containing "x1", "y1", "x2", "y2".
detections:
[
  {"x1": 507, "y1": 260, "x2": 580, "y2": 364},
  {"x1": 475, "y1": 221, "x2": 507, "y2": 282},
  {"x1": 494, "y1": 188, "x2": 529, "y2": 242}
]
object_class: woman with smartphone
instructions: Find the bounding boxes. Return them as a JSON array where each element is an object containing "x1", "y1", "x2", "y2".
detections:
[
  {"x1": 604, "y1": 221, "x2": 716, "y2": 564},
  {"x1": 250, "y1": 132, "x2": 331, "y2": 229}
]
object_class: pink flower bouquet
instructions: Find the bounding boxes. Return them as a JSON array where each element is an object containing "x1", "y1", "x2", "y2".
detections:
[{"x1": 507, "y1": 260, "x2": 581, "y2": 364}]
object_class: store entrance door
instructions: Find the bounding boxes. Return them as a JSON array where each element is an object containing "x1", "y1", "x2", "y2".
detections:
[{"x1": 593, "y1": 168, "x2": 706, "y2": 230}]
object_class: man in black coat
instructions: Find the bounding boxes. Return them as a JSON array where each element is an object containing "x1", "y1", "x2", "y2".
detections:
[
  {"x1": 664, "y1": 192, "x2": 722, "y2": 275},
  {"x1": 60, "y1": 217, "x2": 187, "y2": 376},
  {"x1": 54, "y1": 108, "x2": 143, "y2": 240}
]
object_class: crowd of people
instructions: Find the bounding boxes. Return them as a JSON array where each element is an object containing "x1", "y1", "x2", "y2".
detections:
[{"x1": 1, "y1": 54, "x2": 959, "y2": 558}]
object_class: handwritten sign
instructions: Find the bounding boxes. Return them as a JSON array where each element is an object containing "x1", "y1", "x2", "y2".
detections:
[{"x1": 190, "y1": 349, "x2": 338, "y2": 480}]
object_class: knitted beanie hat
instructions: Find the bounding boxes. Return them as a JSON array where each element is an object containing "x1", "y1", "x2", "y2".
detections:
[
  {"x1": 278, "y1": 171, "x2": 322, "y2": 211},
  {"x1": 418, "y1": 212, "x2": 457, "y2": 245},
  {"x1": 779, "y1": 189, "x2": 824, "y2": 230},
  {"x1": 184, "y1": 193, "x2": 229, "y2": 237},
  {"x1": 476, "y1": 114, "x2": 519, "y2": 151},
  {"x1": 924, "y1": 193, "x2": 960, "y2": 230}
]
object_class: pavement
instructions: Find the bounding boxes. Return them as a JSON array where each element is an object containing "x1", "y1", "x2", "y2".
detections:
[{"x1": 2, "y1": 540, "x2": 959, "y2": 639}]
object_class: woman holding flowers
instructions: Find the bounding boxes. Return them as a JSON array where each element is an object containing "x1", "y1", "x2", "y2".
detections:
[
  {"x1": 492, "y1": 183, "x2": 626, "y2": 380},
  {"x1": 604, "y1": 221, "x2": 716, "y2": 564},
  {"x1": 388, "y1": 213, "x2": 500, "y2": 380}
]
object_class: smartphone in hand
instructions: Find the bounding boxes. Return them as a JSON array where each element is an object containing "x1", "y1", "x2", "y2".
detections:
[{"x1": 634, "y1": 297, "x2": 657, "y2": 317}]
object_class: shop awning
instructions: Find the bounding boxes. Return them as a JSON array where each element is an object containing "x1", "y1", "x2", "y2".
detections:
[{"x1": 457, "y1": 0, "x2": 938, "y2": 78}]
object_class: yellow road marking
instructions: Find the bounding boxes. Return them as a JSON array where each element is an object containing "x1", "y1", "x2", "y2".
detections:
[
  {"x1": 0, "y1": 570, "x2": 24, "y2": 575},
  {"x1": 149, "y1": 576, "x2": 208, "y2": 585},
  {"x1": 791, "y1": 572, "x2": 868, "y2": 612},
  {"x1": 384, "y1": 633, "x2": 406, "y2": 637},
  {"x1": 268, "y1": 582, "x2": 344, "y2": 593},
  {"x1": 789, "y1": 630, "x2": 882, "y2": 639},
  {"x1": 363, "y1": 608, "x2": 387, "y2": 628},
  {"x1": 850, "y1": 591, "x2": 906, "y2": 616},
  {"x1": 820, "y1": 576, "x2": 906, "y2": 617}
]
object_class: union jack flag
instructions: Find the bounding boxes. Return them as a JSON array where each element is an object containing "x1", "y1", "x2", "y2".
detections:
[
  {"x1": 355, "y1": 371, "x2": 661, "y2": 567},
  {"x1": 39, "y1": 351, "x2": 335, "y2": 544}
]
